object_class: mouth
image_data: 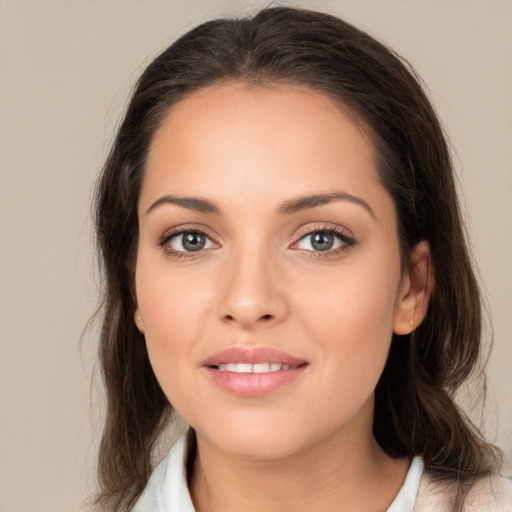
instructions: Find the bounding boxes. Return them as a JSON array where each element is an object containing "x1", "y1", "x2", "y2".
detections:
[{"x1": 202, "y1": 346, "x2": 308, "y2": 397}]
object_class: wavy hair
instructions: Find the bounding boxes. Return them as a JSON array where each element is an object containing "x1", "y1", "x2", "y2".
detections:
[{"x1": 93, "y1": 6, "x2": 501, "y2": 511}]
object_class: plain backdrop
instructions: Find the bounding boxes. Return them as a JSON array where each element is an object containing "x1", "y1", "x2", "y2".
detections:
[{"x1": 1, "y1": 1, "x2": 511, "y2": 511}]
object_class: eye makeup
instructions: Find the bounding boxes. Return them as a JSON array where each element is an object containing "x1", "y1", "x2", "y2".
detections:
[
  {"x1": 156, "y1": 220, "x2": 357, "y2": 262},
  {"x1": 158, "y1": 224, "x2": 220, "y2": 258},
  {"x1": 290, "y1": 222, "x2": 357, "y2": 260}
]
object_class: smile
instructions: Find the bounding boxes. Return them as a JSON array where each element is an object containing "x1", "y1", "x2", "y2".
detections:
[{"x1": 203, "y1": 346, "x2": 308, "y2": 397}]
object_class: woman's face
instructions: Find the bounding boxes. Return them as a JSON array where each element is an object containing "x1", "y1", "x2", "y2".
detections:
[{"x1": 135, "y1": 82, "x2": 412, "y2": 459}]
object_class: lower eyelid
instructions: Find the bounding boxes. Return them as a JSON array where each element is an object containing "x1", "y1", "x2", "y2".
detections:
[{"x1": 295, "y1": 236, "x2": 356, "y2": 259}]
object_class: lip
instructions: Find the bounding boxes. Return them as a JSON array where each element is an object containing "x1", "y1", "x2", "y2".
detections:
[
  {"x1": 203, "y1": 346, "x2": 306, "y2": 367},
  {"x1": 202, "y1": 346, "x2": 308, "y2": 397}
]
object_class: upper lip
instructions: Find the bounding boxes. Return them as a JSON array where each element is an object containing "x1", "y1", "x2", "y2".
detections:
[{"x1": 203, "y1": 346, "x2": 307, "y2": 367}]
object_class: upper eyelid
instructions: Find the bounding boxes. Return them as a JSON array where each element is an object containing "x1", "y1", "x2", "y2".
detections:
[
  {"x1": 293, "y1": 223, "x2": 354, "y2": 240},
  {"x1": 157, "y1": 222, "x2": 355, "y2": 248}
]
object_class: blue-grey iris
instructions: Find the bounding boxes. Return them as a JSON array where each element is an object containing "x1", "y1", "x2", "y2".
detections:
[
  {"x1": 311, "y1": 232, "x2": 334, "y2": 251},
  {"x1": 183, "y1": 232, "x2": 206, "y2": 251}
]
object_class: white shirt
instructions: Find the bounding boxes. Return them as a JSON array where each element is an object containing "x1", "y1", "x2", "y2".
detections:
[{"x1": 131, "y1": 435, "x2": 512, "y2": 511}]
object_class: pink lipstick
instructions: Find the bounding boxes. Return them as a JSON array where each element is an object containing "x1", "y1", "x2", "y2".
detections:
[{"x1": 202, "y1": 346, "x2": 308, "y2": 397}]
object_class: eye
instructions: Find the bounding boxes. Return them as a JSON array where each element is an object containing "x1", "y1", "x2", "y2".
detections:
[
  {"x1": 299, "y1": 231, "x2": 338, "y2": 251},
  {"x1": 293, "y1": 228, "x2": 356, "y2": 254},
  {"x1": 161, "y1": 230, "x2": 217, "y2": 253}
]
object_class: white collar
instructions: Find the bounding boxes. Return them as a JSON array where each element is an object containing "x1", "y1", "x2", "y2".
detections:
[{"x1": 132, "y1": 434, "x2": 423, "y2": 512}]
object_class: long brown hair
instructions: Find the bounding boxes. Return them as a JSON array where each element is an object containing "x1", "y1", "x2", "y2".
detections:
[{"x1": 93, "y1": 6, "x2": 501, "y2": 511}]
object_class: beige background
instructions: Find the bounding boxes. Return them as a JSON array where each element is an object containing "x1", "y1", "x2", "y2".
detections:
[{"x1": 1, "y1": 1, "x2": 511, "y2": 511}]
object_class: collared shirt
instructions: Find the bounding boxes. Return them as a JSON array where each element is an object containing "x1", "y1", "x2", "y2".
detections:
[{"x1": 131, "y1": 435, "x2": 512, "y2": 512}]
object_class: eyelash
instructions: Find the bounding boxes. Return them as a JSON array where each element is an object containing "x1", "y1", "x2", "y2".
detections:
[
  {"x1": 291, "y1": 224, "x2": 356, "y2": 258},
  {"x1": 158, "y1": 224, "x2": 356, "y2": 259}
]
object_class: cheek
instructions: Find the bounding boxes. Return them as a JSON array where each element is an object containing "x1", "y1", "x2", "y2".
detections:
[
  {"x1": 136, "y1": 243, "x2": 214, "y2": 326},
  {"x1": 134, "y1": 255, "x2": 215, "y2": 389},
  {"x1": 296, "y1": 253, "x2": 400, "y2": 329},
  {"x1": 294, "y1": 254, "x2": 401, "y2": 383}
]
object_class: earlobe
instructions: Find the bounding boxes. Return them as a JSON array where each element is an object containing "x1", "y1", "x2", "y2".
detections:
[
  {"x1": 393, "y1": 240, "x2": 435, "y2": 335},
  {"x1": 134, "y1": 308, "x2": 145, "y2": 334},
  {"x1": 130, "y1": 280, "x2": 145, "y2": 334}
]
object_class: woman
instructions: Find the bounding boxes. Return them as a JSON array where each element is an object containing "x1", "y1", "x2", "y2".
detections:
[{"x1": 93, "y1": 6, "x2": 511, "y2": 511}]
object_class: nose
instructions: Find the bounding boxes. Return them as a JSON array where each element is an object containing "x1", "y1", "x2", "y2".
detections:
[{"x1": 217, "y1": 245, "x2": 288, "y2": 329}]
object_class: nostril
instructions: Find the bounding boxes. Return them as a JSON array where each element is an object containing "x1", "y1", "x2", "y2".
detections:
[{"x1": 221, "y1": 312, "x2": 277, "y2": 324}]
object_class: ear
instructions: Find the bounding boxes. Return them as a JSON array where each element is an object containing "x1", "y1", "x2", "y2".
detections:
[
  {"x1": 130, "y1": 277, "x2": 145, "y2": 334},
  {"x1": 134, "y1": 307, "x2": 145, "y2": 334},
  {"x1": 393, "y1": 240, "x2": 435, "y2": 335}
]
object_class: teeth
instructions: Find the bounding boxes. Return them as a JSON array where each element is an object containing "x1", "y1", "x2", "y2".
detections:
[
  {"x1": 253, "y1": 363, "x2": 270, "y2": 373},
  {"x1": 216, "y1": 363, "x2": 293, "y2": 373}
]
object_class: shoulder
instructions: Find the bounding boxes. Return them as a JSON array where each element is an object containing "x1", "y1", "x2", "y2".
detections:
[
  {"x1": 465, "y1": 474, "x2": 512, "y2": 511},
  {"x1": 415, "y1": 470, "x2": 512, "y2": 511}
]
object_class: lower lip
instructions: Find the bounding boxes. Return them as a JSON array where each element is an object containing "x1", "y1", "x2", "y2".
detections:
[{"x1": 204, "y1": 366, "x2": 307, "y2": 397}]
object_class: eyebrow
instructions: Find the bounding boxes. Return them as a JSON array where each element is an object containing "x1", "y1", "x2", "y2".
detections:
[
  {"x1": 146, "y1": 191, "x2": 375, "y2": 219},
  {"x1": 277, "y1": 192, "x2": 376, "y2": 219},
  {"x1": 146, "y1": 195, "x2": 221, "y2": 215}
]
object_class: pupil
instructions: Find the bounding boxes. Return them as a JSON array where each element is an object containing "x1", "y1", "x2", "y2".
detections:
[
  {"x1": 311, "y1": 232, "x2": 333, "y2": 251},
  {"x1": 183, "y1": 232, "x2": 205, "y2": 251}
]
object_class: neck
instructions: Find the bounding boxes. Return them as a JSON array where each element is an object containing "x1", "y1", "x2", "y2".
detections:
[{"x1": 189, "y1": 419, "x2": 409, "y2": 512}]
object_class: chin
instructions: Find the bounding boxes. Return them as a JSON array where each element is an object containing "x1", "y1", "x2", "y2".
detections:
[{"x1": 194, "y1": 415, "x2": 321, "y2": 461}]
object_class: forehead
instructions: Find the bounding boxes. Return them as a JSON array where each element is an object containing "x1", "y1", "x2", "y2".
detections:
[
  {"x1": 148, "y1": 81, "x2": 371, "y2": 161},
  {"x1": 141, "y1": 82, "x2": 389, "y2": 217}
]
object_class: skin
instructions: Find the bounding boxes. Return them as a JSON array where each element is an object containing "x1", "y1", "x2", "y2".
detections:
[{"x1": 134, "y1": 82, "x2": 433, "y2": 512}]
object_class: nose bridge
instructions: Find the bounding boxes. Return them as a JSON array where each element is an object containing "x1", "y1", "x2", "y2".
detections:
[{"x1": 217, "y1": 236, "x2": 287, "y2": 327}]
